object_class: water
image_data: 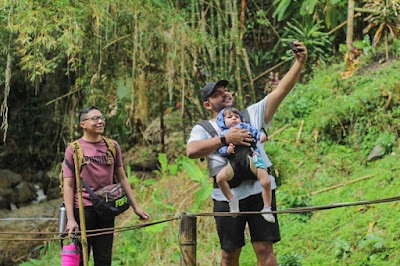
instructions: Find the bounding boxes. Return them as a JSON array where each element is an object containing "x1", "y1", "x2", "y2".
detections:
[{"x1": 32, "y1": 184, "x2": 47, "y2": 203}]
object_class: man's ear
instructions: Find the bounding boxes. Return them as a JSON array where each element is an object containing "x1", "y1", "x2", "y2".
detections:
[{"x1": 203, "y1": 101, "x2": 212, "y2": 110}]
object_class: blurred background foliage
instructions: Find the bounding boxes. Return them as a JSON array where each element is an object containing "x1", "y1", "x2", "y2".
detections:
[{"x1": 0, "y1": 0, "x2": 398, "y2": 174}]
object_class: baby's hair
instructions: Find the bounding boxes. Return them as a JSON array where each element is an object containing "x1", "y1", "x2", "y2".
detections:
[
  {"x1": 223, "y1": 106, "x2": 242, "y2": 121},
  {"x1": 223, "y1": 106, "x2": 240, "y2": 115}
]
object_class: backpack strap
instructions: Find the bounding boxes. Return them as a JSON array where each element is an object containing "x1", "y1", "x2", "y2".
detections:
[
  {"x1": 242, "y1": 108, "x2": 250, "y2": 124},
  {"x1": 59, "y1": 141, "x2": 82, "y2": 195},
  {"x1": 80, "y1": 179, "x2": 98, "y2": 200},
  {"x1": 70, "y1": 140, "x2": 86, "y2": 175},
  {"x1": 102, "y1": 136, "x2": 117, "y2": 165},
  {"x1": 60, "y1": 137, "x2": 118, "y2": 195},
  {"x1": 66, "y1": 137, "x2": 116, "y2": 180},
  {"x1": 195, "y1": 120, "x2": 218, "y2": 137},
  {"x1": 242, "y1": 108, "x2": 268, "y2": 138},
  {"x1": 195, "y1": 120, "x2": 219, "y2": 162}
]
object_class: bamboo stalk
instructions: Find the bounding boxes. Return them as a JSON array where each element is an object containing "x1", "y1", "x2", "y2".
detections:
[
  {"x1": 241, "y1": 48, "x2": 256, "y2": 103},
  {"x1": 231, "y1": 0, "x2": 244, "y2": 110},
  {"x1": 268, "y1": 124, "x2": 290, "y2": 139},
  {"x1": 328, "y1": 13, "x2": 361, "y2": 36},
  {"x1": 296, "y1": 120, "x2": 304, "y2": 144},
  {"x1": 216, "y1": 0, "x2": 225, "y2": 76},
  {"x1": 311, "y1": 174, "x2": 375, "y2": 196},
  {"x1": 73, "y1": 147, "x2": 88, "y2": 266},
  {"x1": 346, "y1": 0, "x2": 355, "y2": 50},
  {"x1": 1, "y1": 4, "x2": 13, "y2": 143},
  {"x1": 244, "y1": 58, "x2": 292, "y2": 88}
]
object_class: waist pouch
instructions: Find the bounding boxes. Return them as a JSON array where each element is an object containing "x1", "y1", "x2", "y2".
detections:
[{"x1": 82, "y1": 181, "x2": 130, "y2": 217}]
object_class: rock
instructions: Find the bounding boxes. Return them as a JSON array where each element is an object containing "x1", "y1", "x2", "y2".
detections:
[
  {"x1": 46, "y1": 187, "x2": 62, "y2": 200},
  {"x1": 0, "y1": 196, "x2": 11, "y2": 210},
  {"x1": 0, "y1": 169, "x2": 22, "y2": 189},
  {"x1": 0, "y1": 188, "x2": 12, "y2": 200},
  {"x1": 10, "y1": 182, "x2": 37, "y2": 205},
  {"x1": 367, "y1": 144, "x2": 385, "y2": 162}
]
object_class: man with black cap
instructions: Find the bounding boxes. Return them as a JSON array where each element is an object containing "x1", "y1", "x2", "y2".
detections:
[{"x1": 187, "y1": 42, "x2": 307, "y2": 265}]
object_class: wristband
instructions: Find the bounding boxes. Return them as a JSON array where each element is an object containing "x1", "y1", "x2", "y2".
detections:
[{"x1": 220, "y1": 136, "x2": 227, "y2": 145}]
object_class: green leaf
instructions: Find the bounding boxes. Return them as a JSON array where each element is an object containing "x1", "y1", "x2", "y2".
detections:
[
  {"x1": 181, "y1": 157, "x2": 206, "y2": 182},
  {"x1": 158, "y1": 153, "x2": 168, "y2": 172}
]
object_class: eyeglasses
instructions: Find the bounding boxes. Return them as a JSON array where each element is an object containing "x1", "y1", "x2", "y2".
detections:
[{"x1": 81, "y1": 115, "x2": 106, "y2": 122}]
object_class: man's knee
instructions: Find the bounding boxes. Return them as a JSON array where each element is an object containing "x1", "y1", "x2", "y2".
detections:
[
  {"x1": 252, "y1": 241, "x2": 277, "y2": 265},
  {"x1": 221, "y1": 248, "x2": 241, "y2": 266}
]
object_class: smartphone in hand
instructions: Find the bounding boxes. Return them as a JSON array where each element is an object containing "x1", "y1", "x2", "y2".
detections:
[{"x1": 287, "y1": 41, "x2": 303, "y2": 53}]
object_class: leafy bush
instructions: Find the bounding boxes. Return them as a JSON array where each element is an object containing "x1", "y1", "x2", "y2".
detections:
[{"x1": 278, "y1": 253, "x2": 302, "y2": 266}]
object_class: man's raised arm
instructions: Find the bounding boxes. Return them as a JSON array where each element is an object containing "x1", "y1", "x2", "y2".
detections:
[{"x1": 264, "y1": 42, "x2": 308, "y2": 124}]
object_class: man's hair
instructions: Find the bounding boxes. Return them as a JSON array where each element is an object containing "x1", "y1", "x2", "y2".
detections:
[{"x1": 79, "y1": 106, "x2": 101, "y2": 121}]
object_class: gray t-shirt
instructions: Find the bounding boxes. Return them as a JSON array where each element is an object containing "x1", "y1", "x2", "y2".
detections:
[{"x1": 187, "y1": 96, "x2": 277, "y2": 201}]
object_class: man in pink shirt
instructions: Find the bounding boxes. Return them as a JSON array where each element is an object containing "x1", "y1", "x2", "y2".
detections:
[{"x1": 63, "y1": 106, "x2": 149, "y2": 265}]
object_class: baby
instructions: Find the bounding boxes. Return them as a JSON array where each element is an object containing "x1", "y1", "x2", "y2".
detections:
[{"x1": 216, "y1": 107, "x2": 275, "y2": 223}]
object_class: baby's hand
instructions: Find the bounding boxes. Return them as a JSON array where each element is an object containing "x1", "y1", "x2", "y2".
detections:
[
  {"x1": 227, "y1": 143, "x2": 235, "y2": 154},
  {"x1": 259, "y1": 133, "x2": 268, "y2": 143}
]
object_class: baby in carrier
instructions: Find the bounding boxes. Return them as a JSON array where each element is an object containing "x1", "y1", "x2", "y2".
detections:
[{"x1": 216, "y1": 106, "x2": 275, "y2": 223}]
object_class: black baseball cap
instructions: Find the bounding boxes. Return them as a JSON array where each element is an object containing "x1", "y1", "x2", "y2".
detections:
[{"x1": 202, "y1": 80, "x2": 229, "y2": 101}]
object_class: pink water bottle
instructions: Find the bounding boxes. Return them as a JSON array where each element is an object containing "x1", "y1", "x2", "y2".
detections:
[{"x1": 61, "y1": 242, "x2": 80, "y2": 266}]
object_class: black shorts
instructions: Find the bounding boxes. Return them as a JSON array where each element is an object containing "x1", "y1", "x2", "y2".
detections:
[{"x1": 213, "y1": 192, "x2": 281, "y2": 250}]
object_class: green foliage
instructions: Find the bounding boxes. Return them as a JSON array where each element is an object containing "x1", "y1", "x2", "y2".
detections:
[
  {"x1": 282, "y1": 19, "x2": 332, "y2": 68},
  {"x1": 181, "y1": 157, "x2": 212, "y2": 211},
  {"x1": 362, "y1": 0, "x2": 400, "y2": 47},
  {"x1": 269, "y1": 55, "x2": 400, "y2": 266},
  {"x1": 153, "y1": 153, "x2": 179, "y2": 178},
  {"x1": 334, "y1": 239, "x2": 352, "y2": 258},
  {"x1": 126, "y1": 165, "x2": 156, "y2": 186},
  {"x1": 375, "y1": 132, "x2": 396, "y2": 153},
  {"x1": 353, "y1": 35, "x2": 374, "y2": 55},
  {"x1": 358, "y1": 233, "x2": 385, "y2": 253},
  {"x1": 272, "y1": 0, "x2": 348, "y2": 30},
  {"x1": 278, "y1": 185, "x2": 313, "y2": 222},
  {"x1": 278, "y1": 253, "x2": 302, "y2": 266}
]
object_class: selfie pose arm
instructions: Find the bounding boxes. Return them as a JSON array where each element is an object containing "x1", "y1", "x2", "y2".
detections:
[{"x1": 264, "y1": 42, "x2": 307, "y2": 123}]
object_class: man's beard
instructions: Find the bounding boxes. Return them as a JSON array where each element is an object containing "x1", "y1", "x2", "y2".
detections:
[{"x1": 214, "y1": 101, "x2": 235, "y2": 112}]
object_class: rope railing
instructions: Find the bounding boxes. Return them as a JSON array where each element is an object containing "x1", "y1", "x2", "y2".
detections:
[
  {"x1": 0, "y1": 217, "x2": 179, "y2": 241},
  {"x1": 1, "y1": 195, "x2": 399, "y2": 242}
]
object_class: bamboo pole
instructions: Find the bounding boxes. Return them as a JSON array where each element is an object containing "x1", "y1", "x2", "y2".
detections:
[
  {"x1": 179, "y1": 214, "x2": 197, "y2": 266},
  {"x1": 231, "y1": 0, "x2": 244, "y2": 110},
  {"x1": 296, "y1": 120, "x2": 304, "y2": 145},
  {"x1": 216, "y1": 0, "x2": 225, "y2": 76},
  {"x1": 243, "y1": 58, "x2": 292, "y2": 88},
  {"x1": 346, "y1": 0, "x2": 355, "y2": 50},
  {"x1": 73, "y1": 148, "x2": 88, "y2": 266},
  {"x1": 268, "y1": 124, "x2": 290, "y2": 139},
  {"x1": 311, "y1": 174, "x2": 375, "y2": 196},
  {"x1": 242, "y1": 48, "x2": 256, "y2": 103}
]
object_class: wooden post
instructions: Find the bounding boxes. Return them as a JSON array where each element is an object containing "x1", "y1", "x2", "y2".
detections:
[{"x1": 179, "y1": 214, "x2": 197, "y2": 266}]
